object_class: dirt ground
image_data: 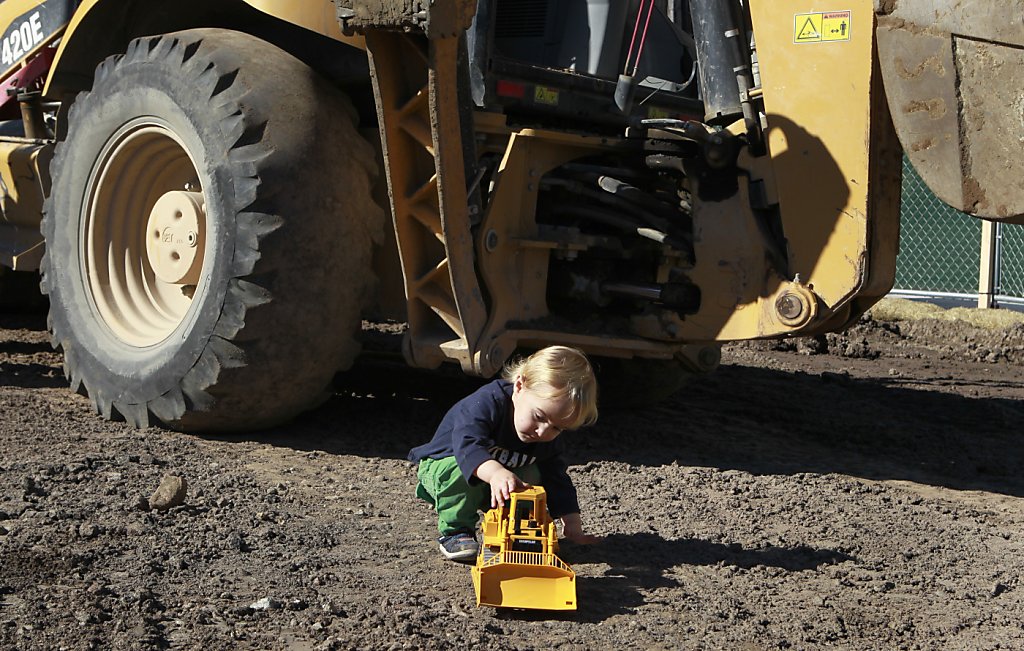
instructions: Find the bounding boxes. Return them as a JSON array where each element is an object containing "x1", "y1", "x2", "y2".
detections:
[{"x1": 2, "y1": 299, "x2": 1024, "y2": 650}]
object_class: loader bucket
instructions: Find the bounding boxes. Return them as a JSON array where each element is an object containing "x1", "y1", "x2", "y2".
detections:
[
  {"x1": 876, "y1": 1, "x2": 1024, "y2": 223},
  {"x1": 472, "y1": 551, "x2": 577, "y2": 610}
]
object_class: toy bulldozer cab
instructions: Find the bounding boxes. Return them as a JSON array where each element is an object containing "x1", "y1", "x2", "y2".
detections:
[{"x1": 472, "y1": 486, "x2": 577, "y2": 610}]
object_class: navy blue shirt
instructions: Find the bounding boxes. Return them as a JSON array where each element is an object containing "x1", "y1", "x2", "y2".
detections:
[{"x1": 408, "y1": 379, "x2": 581, "y2": 517}]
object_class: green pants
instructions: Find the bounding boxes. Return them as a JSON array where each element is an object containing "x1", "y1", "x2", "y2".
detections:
[{"x1": 416, "y1": 456, "x2": 541, "y2": 535}]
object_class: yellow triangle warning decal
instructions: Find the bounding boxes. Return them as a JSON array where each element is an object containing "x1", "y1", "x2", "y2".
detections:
[
  {"x1": 796, "y1": 16, "x2": 821, "y2": 41},
  {"x1": 794, "y1": 11, "x2": 850, "y2": 44}
]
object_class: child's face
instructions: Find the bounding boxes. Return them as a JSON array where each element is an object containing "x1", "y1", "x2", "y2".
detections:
[{"x1": 511, "y1": 376, "x2": 575, "y2": 444}]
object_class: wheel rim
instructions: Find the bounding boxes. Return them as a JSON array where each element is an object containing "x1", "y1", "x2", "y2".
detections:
[{"x1": 81, "y1": 118, "x2": 206, "y2": 348}]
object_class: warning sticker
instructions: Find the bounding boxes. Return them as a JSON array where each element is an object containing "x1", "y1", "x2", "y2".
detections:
[
  {"x1": 794, "y1": 10, "x2": 851, "y2": 43},
  {"x1": 534, "y1": 86, "x2": 559, "y2": 106}
]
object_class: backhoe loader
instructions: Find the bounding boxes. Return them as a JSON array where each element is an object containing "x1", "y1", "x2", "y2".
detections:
[{"x1": 0, "y1": 0, "x2": 1013, "y2": 430}]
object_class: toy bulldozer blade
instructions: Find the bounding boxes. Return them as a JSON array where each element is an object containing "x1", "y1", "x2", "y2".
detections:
[
  {"x1": 471, "y1": 486, "x2": 577, "y2": 610},
  {"x1": 472, "y1": 550, "x2": 577, "y2": 610}
]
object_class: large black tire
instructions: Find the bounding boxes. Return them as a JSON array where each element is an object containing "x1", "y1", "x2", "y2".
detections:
[{"x1": 41, "y1": 29, "x2": 383, "y2": 431}]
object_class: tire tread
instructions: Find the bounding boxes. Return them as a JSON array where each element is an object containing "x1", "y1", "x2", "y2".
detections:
[{"x1": 42, "y1": 28, "x2": 384, "y2": 431}]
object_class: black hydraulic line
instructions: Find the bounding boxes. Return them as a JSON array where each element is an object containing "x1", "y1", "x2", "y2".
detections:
[
  {"x1": 596, "y1": 176, "x2": 683, "y2": 222},
  {"x1": 547, "y1": 201, "x2": 692, "y2": 252},
  {"x1": 554, "y1": 169, "x2": 683, "y2": 222},
  {"x1": 601, "y1": 281, "x2": 701, "y2": 312},
  {"x1": 639, "y1": 118, "x2": 712, "y2": 143},
  {"x1": 558, "y1": 162, "x2": 652, "y2": 182},
  {"x1": 603, "y1": 282, "x2": 662, "y2": 301},
  {"x1": 640, "y1": 117, "x2": 740, "y2": 170},
  {"x1": 541, "y1": 177, "x2": 681, "y2": 236}
]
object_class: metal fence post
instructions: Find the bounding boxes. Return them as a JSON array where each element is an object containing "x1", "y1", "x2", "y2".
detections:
[{"x1": 978, "y1": 220, "x2": 998, "y2": 308}]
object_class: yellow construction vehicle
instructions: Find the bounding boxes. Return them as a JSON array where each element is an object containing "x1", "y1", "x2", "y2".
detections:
[
  {"x1": 0, "y1": 1, "x2": 1014, "y2": 430},
  {"x1": 472, "y1": 486, "x2": 576, "y2": 611}
]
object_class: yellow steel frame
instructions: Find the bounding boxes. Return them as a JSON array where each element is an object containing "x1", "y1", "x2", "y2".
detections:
[
  {"x1": 675, "y1": 0, "x2": 901, "y2": 341},
  {"x1": 364, "y1": 31, "x2": 486, "y2": 371},
  {"x1": 752, "y1": 0, "x2": 898, "y2": 310}
]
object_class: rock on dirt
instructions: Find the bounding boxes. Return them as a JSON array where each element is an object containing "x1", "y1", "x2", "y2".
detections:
[
  {"x1": 147, "y1": 474, "x2": 187, "y2": 511},
  {"x1": 1, "y1": 299, "x2": 1024, "y2": 650}
]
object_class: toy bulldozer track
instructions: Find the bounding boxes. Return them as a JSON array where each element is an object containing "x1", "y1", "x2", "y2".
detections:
[{"x1": 472, "y1": 486, "x2": 576, "y2": 611}]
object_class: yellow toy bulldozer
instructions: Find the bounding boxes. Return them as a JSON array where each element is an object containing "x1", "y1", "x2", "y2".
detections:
[{"x1": 472, "y1": 486, "x2": 577, "y2": 611}]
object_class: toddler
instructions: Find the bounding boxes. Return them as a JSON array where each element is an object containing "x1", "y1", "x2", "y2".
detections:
[{"x1": 408, "y1": 345, "x2": 600, "y2": 561}]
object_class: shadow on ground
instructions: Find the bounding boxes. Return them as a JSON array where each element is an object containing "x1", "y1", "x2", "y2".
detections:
[
  {"x1": 488, "y1": 532, "x2": 853, "y2": 623},
  {"x1": 260, "y1": 356, "x2": 1024, "y2": 499},
  {"x1": 0, "y1": 313, "x2": 65, "y2": 389},
  {"x1": 5, "y1": 311, "x2": 1024, "y2": 498},
  {"x1": 582, "y1": 363, "x2": 1024, "y2": 497}
]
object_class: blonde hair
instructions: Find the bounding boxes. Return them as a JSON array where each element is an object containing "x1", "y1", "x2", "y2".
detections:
[{"x1": 502, "y1": 345, "x2": 598, "y2": 429}]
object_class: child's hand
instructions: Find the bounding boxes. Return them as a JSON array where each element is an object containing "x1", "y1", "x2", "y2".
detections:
[
  {"x1": 560, "y1": 513, "x2": 601, "y2": 544},
  {"x1": 474, "y1": 460, "x2": 530, "y2": 508},
  {"x1": 487, "y1": 467, "x2": 528, "y2": 508}
]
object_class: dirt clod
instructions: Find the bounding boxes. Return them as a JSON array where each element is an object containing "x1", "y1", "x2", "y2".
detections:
[{"x1": 148, "y1": 474, "x2": 187, "y2": 511}]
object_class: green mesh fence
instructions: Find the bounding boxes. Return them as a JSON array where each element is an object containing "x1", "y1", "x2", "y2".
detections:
[
  {"x1": 896, "y1": 156, "x2": 981, "y2": 295},
  {"x1": 998, "y1": 222, "x2": 1024, "y2": 299},
  {"x1": 895, "y1": 155, "x2": 1024, "y2": 303}
]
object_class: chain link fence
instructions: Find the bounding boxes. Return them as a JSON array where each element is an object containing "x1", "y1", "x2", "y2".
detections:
[
  {"x1": 895, "y1": 156, "x2": 1024, "y2": 307},
  {"x1": 998, "y1": 220, "x2": 1024, "y2": 300}
]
